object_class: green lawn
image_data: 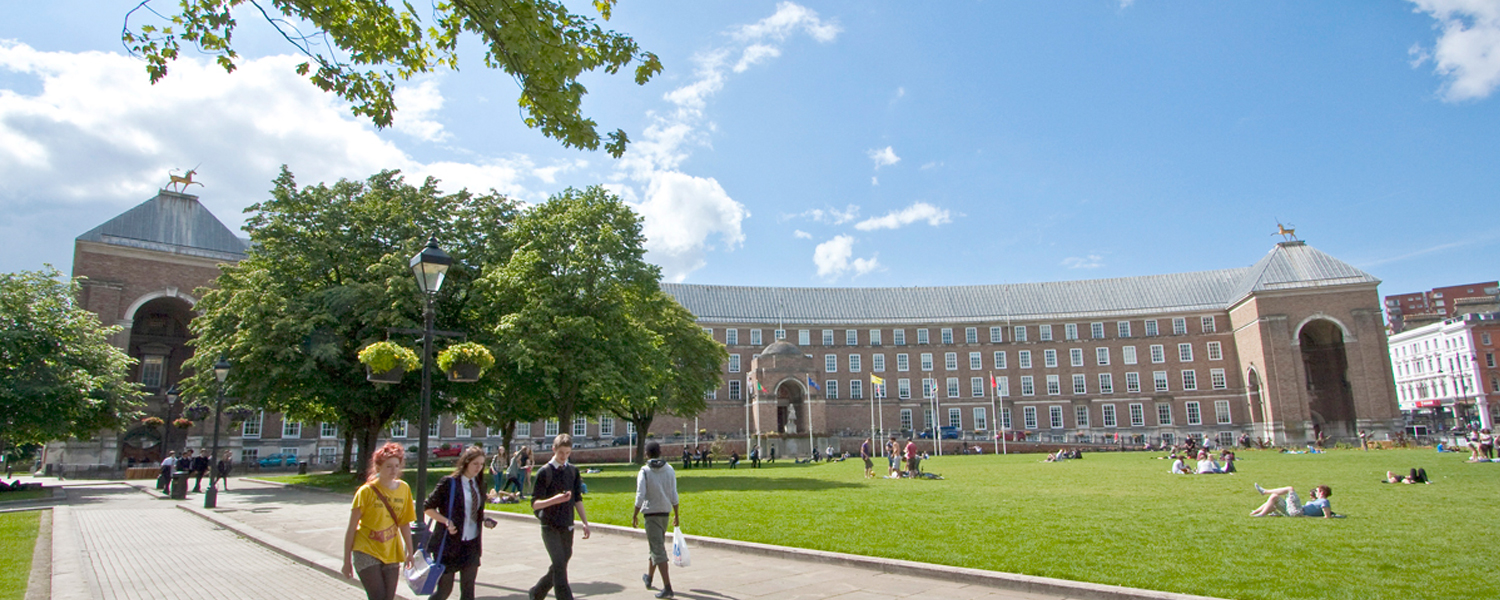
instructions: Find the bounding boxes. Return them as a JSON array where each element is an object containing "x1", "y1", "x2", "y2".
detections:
[
  {"x1": 0, "y1": 511, "x2": 40, "y2": 600},
  {"x1": 0, "y1": 489, "x2": 50, "y2": 504},
  {"x1": 271, "y1": 449, "x2": 1497, "y2": 600}
]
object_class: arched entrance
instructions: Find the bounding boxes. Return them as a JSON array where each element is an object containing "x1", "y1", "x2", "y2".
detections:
[
  {"x1": 127, "y1": 296, "x2": 196, "y2": 461},
  {"x1": 775, "y1": 380, "x2": 807, "y2": 434},
  {"x1": 1299, "y1": 319, "x2": 1356, "y2": 439}
]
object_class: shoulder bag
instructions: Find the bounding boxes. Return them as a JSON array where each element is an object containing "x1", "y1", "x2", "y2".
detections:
[{"x1": 405, "y1": 480, "x2": 455, "y2": 596}]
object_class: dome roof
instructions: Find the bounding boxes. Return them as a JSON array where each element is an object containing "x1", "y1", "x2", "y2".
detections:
[{"x1": 760, "y1": 340, "x2": 802, "y2": 356}]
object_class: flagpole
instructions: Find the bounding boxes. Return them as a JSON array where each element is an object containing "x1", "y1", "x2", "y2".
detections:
[
  {"x1": 868, "y1": 376, "x2": 876, "y2": 455},
  {"x1": 805, "y1": 372, "x2": 814, "y2": 459},
  {"x1": 990, "y1": 371, "x2": 999, "y2": 455}
]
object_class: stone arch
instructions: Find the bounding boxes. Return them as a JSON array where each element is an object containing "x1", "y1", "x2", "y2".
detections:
[
  {"x1": 1293, "y1": 313, "x2": 1355, "y2": 344},
  {"x1": 1298, "y1": 318, "x2": 1356, "y2": 439},
  {"x1": 123, "y1": 288, "x2": 198, "y2": 323},
  {"x1": 1245, "y1": 366, "x2": 1265, "y2": 425},
  {"x1": 774, "y1": 377, "x2": 809, "y2": 434}
]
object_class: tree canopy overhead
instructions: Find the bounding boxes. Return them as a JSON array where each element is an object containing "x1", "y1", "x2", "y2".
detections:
[
  {"x1": 122, "y1": 0, "x2": 663, "y2": 157},
  {"x1": 0, "y1": 268, "x2": 142, "y2": 448}
]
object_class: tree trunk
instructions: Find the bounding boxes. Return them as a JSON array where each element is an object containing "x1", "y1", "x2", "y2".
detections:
[
  {"x1": 629, "y1": 414, "x2": 654, "y2": 465},
  {"x1": 499, "y1": 421, "x2": 516, "y2": 461},
  {"x1": 339, "y1": 427, "x2": 354, "y2": 473},
  {"x1": 354, "y1": 422, "x2": 381, "y2": 484}
]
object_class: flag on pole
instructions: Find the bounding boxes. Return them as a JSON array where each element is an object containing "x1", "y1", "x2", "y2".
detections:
[
  {"x1": 806, "y1": 376, "x2": 821, "y2": 391},
  {"x1": 991, "y1": 374, "x2": 999, "y2": 393},
  {"x1": 757, "y1": 382, "x2": 767, "y2": 394},
  {"x1": 870, "y1": 374, "x2": 884, "y2": 386},
  {"x1": 871, "y1": 374, "x2": 885, "y2": 397}
]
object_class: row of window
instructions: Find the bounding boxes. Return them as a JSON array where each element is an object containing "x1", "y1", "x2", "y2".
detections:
[
  {"x1": 893, "y1": 399, "x2": 1235, "y2": 431},
  {"x1": 705, "y1": 317, "x2": 1220, "y2": 347},
  {"x1": 719, "y1": 368, "x2": 1230, "y2": 402},
  {"x1": 725, "y1": 343, "x2": 1223, "y2": 375},
  {"x1": 238, "y1": 414, "x2": 635, "y2": 441}
]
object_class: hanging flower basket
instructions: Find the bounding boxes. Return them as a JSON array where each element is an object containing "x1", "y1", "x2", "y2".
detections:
[
  {"x1": 436, "y1": 342, "x2": 494, "y2": 383},
  {"x1": 225, "y1": 407, "x2": 255, "y2": 424},
  {"x1": 358, "y1": 341, "x2": 420, "y2": 383},
  {"x1": 142, "y1": 417, "x2": 164, "y2": 428},
  {"x1": 185, "y1": 405, "x2": 211, "y2": 421},
  {"x1": 173, "y1": 418, "x2": 194, "y2": 429}
]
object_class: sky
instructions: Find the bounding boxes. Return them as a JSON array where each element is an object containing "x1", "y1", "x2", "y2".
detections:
[{"x1": 2, "y1": 1, "x2": 1498, "y2": 299}]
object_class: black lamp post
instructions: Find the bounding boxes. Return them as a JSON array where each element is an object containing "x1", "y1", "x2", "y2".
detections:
[
  {"x1": 164, "y1": 384, "x2": 180, "y2": 456},
  {"x1": 205, "y1": 356, "x2": 230, "y2": 508},
  {"x1": 410, "y1": 237, "x2": 450, "y2": 541}
]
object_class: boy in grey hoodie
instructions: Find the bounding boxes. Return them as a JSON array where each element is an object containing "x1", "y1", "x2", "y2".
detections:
[{"x1": 631, "y1": 442, "x2": 680, "y2": 599}]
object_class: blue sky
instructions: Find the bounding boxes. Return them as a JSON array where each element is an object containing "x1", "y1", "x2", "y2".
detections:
[{"x1": 2, "y1": 1, "x2": 1497, "y2": 299}]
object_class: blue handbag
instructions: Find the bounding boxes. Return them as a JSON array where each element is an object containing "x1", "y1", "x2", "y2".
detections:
[{"x1": 405, "y1": 480, "x2": 455, "y2": 596}]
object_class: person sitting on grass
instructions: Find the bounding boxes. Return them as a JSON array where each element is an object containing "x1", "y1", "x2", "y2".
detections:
[
  {"x1": 1171, "y1": 455, "x2": 1191, "y2": 474},
  {"x1": 1382, "y1": 468, "x2": 1429, "y2": 484},
  {"x1": 728, "y1": 450, "x2": 740, "y2": 469},
  {"x1": 1249, "y1": 483, "x2": 1336, "y2": 518},
  {"x1": 1196, "y1": 450, "x2": 1227, "y2": 474},
  {"x1": 1219, "y1": 450, "x2": 1237, "y2": 473}
]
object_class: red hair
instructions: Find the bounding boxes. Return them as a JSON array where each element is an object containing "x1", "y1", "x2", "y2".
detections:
[{"x1": 366, "y1": 442, "x2": 407, "y2": 483}]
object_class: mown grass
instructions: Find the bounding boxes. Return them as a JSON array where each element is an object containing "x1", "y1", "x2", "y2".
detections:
[
  {"x1": 0, "y1": 489, "x2": 50, "y2": 504},
  {"x1": 0, "y1": 511, "x2": 40, "y2": 600},
  {"x1": 271, "y1": 449, "x2": 1497, "y2": 600}
]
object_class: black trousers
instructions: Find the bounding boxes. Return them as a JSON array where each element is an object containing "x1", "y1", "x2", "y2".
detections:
[{"x1": 531, "y1": 526, "x2": 574, "y2": 600}]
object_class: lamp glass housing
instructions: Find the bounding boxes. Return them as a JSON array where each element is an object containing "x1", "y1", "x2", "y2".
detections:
[{"x1": 409, "y1": 238, "x2": 452, "y2": 295}]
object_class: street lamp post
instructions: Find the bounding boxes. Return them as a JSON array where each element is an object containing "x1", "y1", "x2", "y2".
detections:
[
  {"x1": 163, "y1": 384, "x2": 180, "y2": 457},
  {"x1": 410, "y1": 237, "x2": 451, "y2": 545},
  {"x1": 205, "y1": 357, "x2": 230, "y2": 509}
]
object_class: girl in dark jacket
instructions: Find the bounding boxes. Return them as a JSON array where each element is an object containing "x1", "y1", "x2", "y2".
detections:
[{"x1": 423, "y1": 446, "x2": 498, "y2": 600}]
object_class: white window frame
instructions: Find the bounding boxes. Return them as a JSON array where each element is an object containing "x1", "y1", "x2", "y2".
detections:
[
  {"x1": 1072, "y1": 373, "x2": 1087, "y2": 395},
  {"x1": 873, "y1": 354, "x2": 886, "y2": 372},
  {"x1": 1156, "y1": 403, "x2": 1173, "y2": 426},
  {"x1": 573, "y1": 417, "x2": 588, "y2": 437},
  {"x1": 728, "y1": 354, "x2": 741, "y2": 373},
  {"x1": 997, "y1": 376, "x2": 1010, "y2": 397},
  {"x1": 1021, "y1": 375, "x2": 1035, "y2": 396},
  {"x1": 946, "y1": 377, "x2": 960, "y2": 398},
  {"x1": 799, "y1": 330, "x2": 811, "y2": 345},
  {"x1": 1091, "y1": 322, "x2": 1105, "y2": 339},
  {"x1": 897, "y1": 353, "x2": 910, "y2": 371},
  {"x1": 849, "y1": 354, "x2": 862, "y2": 373},
  {"x1": 1070, "y1": 348, "x2": 1084, "y2": 367},
  {"x1": 970, "y1": 352, "x2": 983, "y2": 370},
  {"x1": 1172, "y1": 318, "x2": 1187, "y2": 335},
  {"x1": 1201, "y1": 316, "x2": 1216, "y2": 333},
  {"x1": 1049, "y1": 405, "x2": 1064, "y2": 429},
  {"x1": 1014, "y1": 326, "x2": 1028, "y2": 342},
  {"x1": 1207, "y1": 341, "x2": 1223, "y2": 361},
  {"x1": 941, "y1": 328, "x2": 954, "y2": 345},
  {"x1": 894, "y1": 329, "x2": 906, "y2": 346},
  {"x1": 1024, "y1": 406, "x2": 1038, "y2": 429},
  {"x1": 1043, "y1": 349, "x2": 1057, "y2": 368},
  {"x1": 751, "y1": 329, "x2": 763, "y2": 346},
  {"x1": 1210, "y1": 368, "x2": 1227, "y2": 390},
  {"x1": 945, "y1": 352, "x2": 958, "y2": 370},
  {"x1": 850, "y1": 379, "x2": 863, "y2": 399},
  {"x1": 921, "y1": 353, "x2": 934, "y2": 371},
  {"x1": 1118, "y1": 321, "x2": 1132, "y2": 338},
  {"x1": 544, "y1": 419, "x2": 559, "y2": 437},
  {"x1": 898, "y1": 378, "x2": 912, "y2": 400},
  {"x1": 1064, "y1": 323, "x2": 1079, "y2": 340},
  {"x1": 1096, "y1": 347, "x2": 1110, "y2": 365},
  {"x1": 990, "y1": 326, "x2": 1003, "y2": 343},
  {"x1": 1154, "y1": 371, "x2": 1170, "y2": 392},
  {"x1": 1129, "y1": 403, "x2": 1145, "y2": 427},
  {"x1": 1102, "y1": 404, "x2": 1117, "y2": 427},
  {"x1": 390, "y1": 420, "x2": 408, "y2": 438},
  {"x1": 825, "y1": 354, "x2": 838, "y2": 373},
  {"x1": 775, "y1": 328, "x2": 785, "y2": 341},
  {"x1": 242, "y1": 411, "x2": 264, "y2": 439},
  {"x1": 600, "y1": 417, "x2": 615, "y2": 437},
  {"x1": 1145, "y1": 320, "x2": 1158, "y2": 336},
  {"x1": 1123, "y1": 346, "x2": 1137, "y2": 365},
  {"x1": 729, "y1": 380, "x2": 742, "y2": 400},
  {"x1": 823, "y1": 329, "x2": 834, "y2": 346},
  {"x1": 1178, "y1": 343, "x2": 1193, "y2": 362},
  {"x1": 1046, "y1": 374, "x2": 1061, "y2": 395},
  {"x1": 994, "y1": 351, "x2": 1008, "y2": 369},
  {"x1": 826, "y1": 380, "x2": 838, "y2": 399},
  {"x1": 900, "y1": 409, "x2": 913, "y2": 431},
  {"x1": 974, "y1": 407, "x2": 988, "y2": 431},
  {"x1": 917, "y1": 329, "x2": 930, "y2": 345},
  {"x1": 870, "y1": 329, "x2": 883, "y2": 346},
  {"x1": 726, "y1": 328, "x2": 738, "y2": 345},
  {"x1": 1099, "y1": 372, "x2": 1114, "y2": 394},
  {"x1": 1186, "y1": 401, "x2": 1202, "y2": 426},
  {"x1": 516, "y1": 422, "x2": 532, "y2": 438},
  {"x1": 1039, "y1": 324, "x2": 1053, "y2": 341},
  {"x1": 971, "y1": 377, "x2": 985, "y2": 397},
  {"x1": 966, "y1": 327, "x2": 979, "y2": 344},
  {"x1": 1125, "y1": 372, "x2": 1141, "y2": 393},
  {"x1": 1182, "y1": 370, "x2": 1198, "y2": 391},
  {"x1": 1150, "y1": 344, "x2": 1165, "y2": 363},
  {"x1": 1215, "y1": 400, "x2": 1232, "y2": 424},
  {"x1": 321, "y1": 422, "x2": 338, "y2": 439},
  {"x1": 948, "y1": 407, "x2": 962, "y2": 428},
  {"x1": 1075, "y1": 405, "x2": 1091, "y2": 428},
  {"x1": 847, "y1": 329, "x2": 859, "y2": 346}
]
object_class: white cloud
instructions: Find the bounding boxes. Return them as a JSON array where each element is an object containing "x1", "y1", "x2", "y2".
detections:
[
  {"x1": 868, "y1": 146, "x2": 900, "y2": 169},
  {"x1": 391, "y1": 79, "x2": 449, "y2": 142},
  {"x1": 787, "y1": 205, "x2": 860, "y2": 224},
  {"x1": 813, "y1": 235, "x2": 880, "y2": 279},
  {"x1": 1119, "y1": 0, "x2": 1137, "y2": 8},
  {"x1": 794, "y1": 230, "x2": 812, "y2": 239},
  {"x1": 854, "y1": 202, "x2": 952, "y2": 231},
  {"x1": 872, "y1": 176, "x2": 878, "y2": 186},
  {"x1": 614, "y1": 4, "x2": 838, "y2": 281},
  {"x1": 734, "y1": 2, "x2": 842, "y2": 44},
  {"x1": 920, "y1": 161, "x2": 944, "y2": 170},
  {"x1": 627, "y1": 171, "x2": 749, "y2": 283},
  {"x1": 1409, "y1": 0, "x2": 1500, "y2": 101},
  {"x1": 0, "y1": 42, "x2": 560, "y2": 274},
  {"x1": 1062, "y1": 255, "x2": 1105, "y2": 269}
]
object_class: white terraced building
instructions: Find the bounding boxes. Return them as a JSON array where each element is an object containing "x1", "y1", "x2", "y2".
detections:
[
  {"x1": 1387, "y1": 312, "x2": 1500, "y2": 432},
  {"x1": 663, "y1": 241, "x2": 1401, "y2": 447}
]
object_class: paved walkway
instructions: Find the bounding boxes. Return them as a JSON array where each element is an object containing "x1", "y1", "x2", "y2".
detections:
[{"x1": 33, "y1": 475, "x2": 1214, "y2": 600}]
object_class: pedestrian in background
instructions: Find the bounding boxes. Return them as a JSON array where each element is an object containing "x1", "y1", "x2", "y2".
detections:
[
  {"x1": 342, "y1": 442, "x2": 414, "y2": 600},
  {"x1": 190, "y1": 449, "x2": 210, "y2": 492},
  {"x1": 529, "y1": 434, "x2": 590, "y2": 600},
  {"x1": 633, "y1": 441, "x2": 680, "y2": 599},
  {"x1": 215, "y1": 450, "x2": 233, "y2": 491},
  {"x1": 157, "y1": 451, "x2": 176, "y2": 490}
]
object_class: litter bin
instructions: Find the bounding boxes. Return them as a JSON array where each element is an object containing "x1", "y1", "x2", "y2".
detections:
[
  {"x1": 297, "y1": 461, "x2": 308, "y2": 475},
  {"x1": 170, "y1": 471, "x2": 190, "y2": 499}
]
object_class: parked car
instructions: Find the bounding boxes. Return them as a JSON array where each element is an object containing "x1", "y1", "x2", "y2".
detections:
[
  {"x1": 939, "y1": 426, "x2": 961, "y2": 440},
  {"x1": 258, "y1": 453, "x2": 295, "y2": 468},
  {"x1": 611, "y1": 436, "x2": 632, "y2": 446},
  {"x1": 433, "y1": 446, "x2": 463, "y2": 458}
]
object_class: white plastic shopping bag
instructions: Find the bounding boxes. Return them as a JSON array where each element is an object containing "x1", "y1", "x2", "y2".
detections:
[{"x1": 670, "y1": 526, "x2": 692, "y2": 568}]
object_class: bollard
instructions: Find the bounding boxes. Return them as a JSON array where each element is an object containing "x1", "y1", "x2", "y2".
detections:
[
  {"x1": 170, "y1": 472, "x2": 189, "y2": 499},
  {"x1": 297, "y1": 461, "x2": 308, "y2": 475}
]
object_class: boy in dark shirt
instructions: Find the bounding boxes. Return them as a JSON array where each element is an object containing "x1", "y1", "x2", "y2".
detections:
[{"x1": 529, "y1": 434, "x2": 590, "y2": 600}]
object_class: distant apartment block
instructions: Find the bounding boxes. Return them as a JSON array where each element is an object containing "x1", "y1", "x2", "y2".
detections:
[
  {"x1": 1385, "y1": 281, "x2": 1499, "y2": 334},
  {"x1": 1388, "y1": 312, "x2": 1500, "y2": 430}
]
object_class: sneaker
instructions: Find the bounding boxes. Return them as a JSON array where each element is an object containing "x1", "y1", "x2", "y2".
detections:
[
  {"x1": 655, "y1": 589, "x2": 674, "y2": 599},
  {"x1": 643, "y1": 573, "x2": 653, "y2": 590},
  {"x1": 1254, "y1": 483, "x2": 1266, "y2": 495}
]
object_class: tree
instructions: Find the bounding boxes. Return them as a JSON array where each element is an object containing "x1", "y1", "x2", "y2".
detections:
[
  {"x1": 184, "y1": 168, "x2": 518, "y2": 481},
  {"x1": 0, "y1": 268, "x2": 142, "y2": 452},
  {"x1": 480, "y1": 185, "x2": 661, "y2": 431},
  {"x1": 122, "y1": 0, "x2": 662, "y2": 157},
  {"x1": 606, "y1": 290, "x2": 725, "y2": 464}
]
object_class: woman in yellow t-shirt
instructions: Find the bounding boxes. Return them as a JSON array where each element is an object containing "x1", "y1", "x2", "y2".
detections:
[{"x1": 342, "y1": 442, "x2": 415, "y2": 600}]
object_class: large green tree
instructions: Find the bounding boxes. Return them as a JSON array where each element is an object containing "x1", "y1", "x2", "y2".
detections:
[
  {"x1": 184, "y1": 168, "x2": 518, "y2": 479},
  {"x1": 605, "y1": 290, "x2": 725, "y2": 464},
  {"x1": 122, "y1": 0, "x2": 662, "y2": 157},
  {"x1": 479, "y1": 185, "x2": 663, "y2": 431},
  {"x1": 0, "y1": 268, "x2": 142, "y2": 452}
]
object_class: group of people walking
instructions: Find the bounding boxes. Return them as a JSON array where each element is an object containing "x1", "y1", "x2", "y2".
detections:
[
  {"x1": 341, "y1": 434, "x2": 682, "y2": 600},
  {"x1": 156, "y1": 448, "x2": 233, "y2": 493}
]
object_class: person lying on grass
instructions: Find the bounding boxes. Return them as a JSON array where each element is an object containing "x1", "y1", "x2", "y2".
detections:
[
  {"x1": 1250, "y1": 483, "x2": 1336, "y2": 518},
  {"x1": 1382, "y1": 468, "x2": 1429, "y2": 484}
]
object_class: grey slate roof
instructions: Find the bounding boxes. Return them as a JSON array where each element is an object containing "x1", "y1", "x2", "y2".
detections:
[
  {"x1": 661, "y1": 241, "x2": 1379, "y2": 325},
  {"x1": 76, "y1": 190, "x2": 248, "y2": 261}
]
